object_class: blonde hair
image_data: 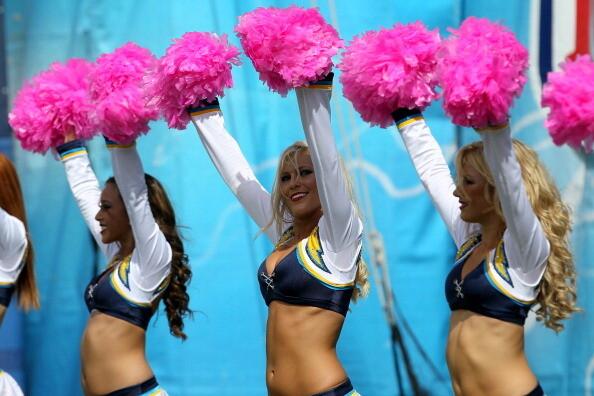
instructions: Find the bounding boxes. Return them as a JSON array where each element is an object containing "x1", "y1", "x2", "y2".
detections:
[
  {"x1": 456, "y1": 139, "x2": 579, "y2": 332},
  {"x1": 0, "y1": 154, "x2": 40, "y2": 310},
  {"x1": 267, "y1": 141, "x2": 369, "y2": 301}
]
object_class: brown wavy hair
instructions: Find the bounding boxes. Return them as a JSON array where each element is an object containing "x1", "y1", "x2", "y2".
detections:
[
  {"x1": 267, "y1": 141, "x2": 370, "y2": 301},
  {"x1": 0, "y1": 154, "x2": 39, "y2": 310},
  {"x1": 107, "y1": 174, "x2": 192, "y2": 340},
  {"x1": 456, "y1": 139, "x2": 579, "y2": 332}
]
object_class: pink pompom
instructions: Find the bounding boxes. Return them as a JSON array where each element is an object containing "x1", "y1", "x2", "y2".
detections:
[
  {"x1": 9, "y1": 59, "x2": 96, "y2": 153},
  {"x1": 89, "y1": 42, "x2": 158, "y2": 144},
  {"x1": 542, "y1": 55, "x2": 594, "y2": 152},
  {"x1": 146, "y1": 32, "x2": 240, "y2": 130},
  {"x1": 438, "y1": 17, "x2": 528, "y2": 128},
  {"x1": 235, "y1": 6, "x2": 343, "y2": 96},
  {"x1": 338, "y1": 22, "x2": 441, "y2": 128}
]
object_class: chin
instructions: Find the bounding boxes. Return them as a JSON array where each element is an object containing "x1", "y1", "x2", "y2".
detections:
[{"x1": 459, "y1": 212, "x2": 477, "y2": 223}]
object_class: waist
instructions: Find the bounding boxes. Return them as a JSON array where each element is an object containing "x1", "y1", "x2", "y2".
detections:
[
  {"x1": 266, "y1": 350, "x2": 347, "y2": 396},
  {"x1": 447, "y1": 311, "x2": 536, "y2": 394},
  {"x1": 82, "y1": 313, "x2": 151, "y2": 394},
  {"x1": 266, "y1": 302, "x2": 346, "y2": 394}
]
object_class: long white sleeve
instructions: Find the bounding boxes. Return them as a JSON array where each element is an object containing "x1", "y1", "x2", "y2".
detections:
[
  {"x1": 396, "y1": 114, "x2": 477, "y2": 247},
  {"x1": 58, "y1": 142, "x2": 116, "y2": 258},
  {"x1": 0, "y1": 207, "x2": 27, "y2": 283},
  {"x1": 190, "y1": 104, "x2": 278, "y2": 243},
  {"x1": 109, "y1": 143, "x2": 173, "y2": 291},
  {"x1": 480, "y1": 126, "x2": 550, "y2": 285},
  {"x1": 295, "y1": 77, "x2": 363, "y2": 272}
]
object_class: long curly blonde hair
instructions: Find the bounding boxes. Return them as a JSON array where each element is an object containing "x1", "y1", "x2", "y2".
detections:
[
  {"x1": 266, "y1": 141, "x2": 369, "y2": 301},
  {"x1": 456, "y1": 139, "x2": 579, "y2": 332}
]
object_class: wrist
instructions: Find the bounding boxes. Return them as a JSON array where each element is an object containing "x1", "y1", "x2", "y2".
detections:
[
  {"x1": 104, "y1": 136, "x2": 135, "y2": 149},
  {"x1": 56, "y1": 139, "x2": 87, "y2": 161},
  {"x1": 391, "y1": 108, "x2": 423, "y2": 129},
  {"x1": 188, "y1": 98, "x2": 221, "y2": 117}
]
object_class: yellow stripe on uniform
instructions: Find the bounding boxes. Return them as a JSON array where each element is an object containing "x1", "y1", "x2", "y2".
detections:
[
  {"x1": 306, "y1": 84, "x2": 332, "y2": 90},
  {"x1": 189, "y1": 107, "x2": 220, "y2": 117},
  {"x1": 296, "y1": 242, "x2": 354, "y2": 289},
  {"x1": 397, "y1": 116, "x2": 424, "y2": 129},
  {"x1": 485, "y1": 264, "x2": 535, "y2": 305},
  {"x1": 109, "y1": 270, "x2": 151, "y2": 307},
  {"x1": 60, "y1": 148, "x2": 87, "y2": 160},
  {"x1": 106, "y1": 142, "x2": 135, "y2": 149}
]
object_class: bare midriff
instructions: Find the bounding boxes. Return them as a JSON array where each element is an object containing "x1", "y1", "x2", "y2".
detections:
[
  {"x1": 81, "y1": 311, "x2": 153, "y2": 396},
  {"x1": 447, "y1": 310, "x2": 538, "y2": 396},
  {"x1": 266, "y1": 301, "x2": 348, "y2": 396}
]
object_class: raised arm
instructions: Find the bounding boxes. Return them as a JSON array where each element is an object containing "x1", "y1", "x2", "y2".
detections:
[
  {"x1": 57, "y1": 140, "x2": 115, "y2": 257},
  {"x1": 393, "y1": 109, "x2": 476, "y2": 247},
  {"x1": 189, "y1": 102, "x2": 279, "y2": 243},
  {"x1": 480, "y1": 125, "x2": 550, "y2": 283},
  {"x1": 108, "y1": 141, "x2": 172, "y2": 287},
  {"x1": 295, "y1": 74, "x2": 363, "y2": 258},
  {"x1": 0, "y1": 207, "x2": 27, "y2": 274}
]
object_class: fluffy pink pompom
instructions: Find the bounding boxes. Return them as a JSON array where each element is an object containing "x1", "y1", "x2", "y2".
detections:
[
  {"x1": 146, "y1": 32, "x2": 240, "y2": 130},
  {"x1": 338, "y1": 22, "x2": 441, "y2": 128},
  {"x1": 9, "y1": 59, "x2": 96, "y2": 153},
  {"x1": 235, "y1": 6, "x2": 343, "y2": 96},
  {"x1": 89, "y1": 42, "x2": 158, "y2": 144},
  {"x1": 438, "y1": 17, "x2": 528, "y2": 128},
  {"x1": 542, "y1": 55, "x2": 594, "y2": 152}
]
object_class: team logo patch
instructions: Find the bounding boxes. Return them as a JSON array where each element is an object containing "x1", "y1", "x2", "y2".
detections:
[
  {"x1": 305, "y1": 227, "x2": 330, "y2": 273},
  {"x1": 492, "y1": 241, "x2": 513, "y2": 287},
  {"x1": 117, "y1": 257, "x2": 132, "y2": 290}
]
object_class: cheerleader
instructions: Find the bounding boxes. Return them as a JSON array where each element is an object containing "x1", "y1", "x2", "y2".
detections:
[
  {"x1": 190, "y1": 73, "x2": 368, "y2": 395},
  {"x1": 56, "y1": 138, "x2": 191, "y2": 396},
  {"x1": 0, "y1": 154, "x2": 39, "y2": 396},
  {"x1": 392, "y1": 108, "x2": 578, "y2": 396}
]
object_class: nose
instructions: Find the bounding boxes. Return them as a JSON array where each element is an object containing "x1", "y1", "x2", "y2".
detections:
[
  {"x1": 453, "y1": 185, "x2": 461, "y2": 199},
  {"x1": 287, "y1": 174, "x2": 302, "y2": 190},
  {"x1": 95, "y1": 209, "x2": 102, "y2": 222}
]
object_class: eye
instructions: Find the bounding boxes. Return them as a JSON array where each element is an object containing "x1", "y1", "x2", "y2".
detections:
[
  {"x1": 299, "y1": 168, "x2": 313, "y2": 177},
  {"x1": 280, "y1": 174, "x2": 291, "y2": 182},
  {"x1": 463, "y1": 177, "x2": 474, "y2": 185},
  {"x1": 99, "y1": 202, "x2": 112, "y2": 209}
]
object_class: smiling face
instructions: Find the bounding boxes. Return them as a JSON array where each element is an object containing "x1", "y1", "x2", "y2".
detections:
[
  {"x1": 94, "y1": 182, "x2": 132, "y2": 244},
  {"x1": 454, "y1": 163, "x2": 497, "y2": 224},
  {"x1": 278, "y1": 149, "x2": 322, "y2": 222}
]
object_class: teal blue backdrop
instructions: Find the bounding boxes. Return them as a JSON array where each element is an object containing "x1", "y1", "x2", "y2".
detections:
[{"x1": 0, "y1": 1, "x2": 592, "y2": 395}]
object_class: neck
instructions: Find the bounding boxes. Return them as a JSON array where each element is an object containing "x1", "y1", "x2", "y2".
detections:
[
  {"x1": 117, "y1": 234, "x2": 135, "y2": 259},
  {"x1": 479, "y1": 216, "x2": 506, "y2": 250},
  {"x1": 291, "y1": 213, "x2": 321, "y2": 241}
]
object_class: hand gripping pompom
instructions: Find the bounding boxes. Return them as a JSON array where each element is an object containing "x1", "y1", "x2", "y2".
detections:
[
  {"x1": 145, "y1": 32, "x2": 240, "y2": 129},
  {"x1": 438, "y1": 17, "x2": 528, "y2": 129},
  {"x1": 9, "y1": 59, "x2": 96, "y2": 153},
  {"x1": 542, "y1": 55, "x2": 594, "y2": 152},
  {"x1": 89, "y1": 42, "x2": 158, "y2": 144},
  {"x1": 235, "y1": 6, "x2": 343, "y2": 96},
  {"x1": 338, "y1": 22, "x2": 441, "y2": 128}
]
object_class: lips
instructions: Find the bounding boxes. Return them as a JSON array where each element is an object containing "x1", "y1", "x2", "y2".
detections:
[
  {"x1": 290, "y1": 192, "x2": 307, "y2": 202},
  {"x1": 459, "y1": 202, "x2": 468, "y2": 210},
  {"x1": 99, "y1": 223, "x2": 107, "y2": 234}
]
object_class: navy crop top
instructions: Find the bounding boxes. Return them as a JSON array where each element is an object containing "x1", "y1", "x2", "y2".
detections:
[
  {"x1": 445, "y1": 234, "x2": 532, "y2": 325},
  {"x1": 191, "y1": 74, "x2": 364, "y2": 316},
  {"x1": 257, "y1": 228, "x2": 355, "y2": 316},
  {"x1": 84, "y1": 256, "x2": 169, "y2": 330},
  {"x1": 59, "y1": 140, "x2": 173, "y2": 330},
  {"x1": 395, "y1": 113, "x2": 550, "y2": 326}
]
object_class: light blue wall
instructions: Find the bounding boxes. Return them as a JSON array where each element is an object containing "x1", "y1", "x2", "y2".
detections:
[{"x1": 1, "y1": 1, "x2": 591, "y2": 395}]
